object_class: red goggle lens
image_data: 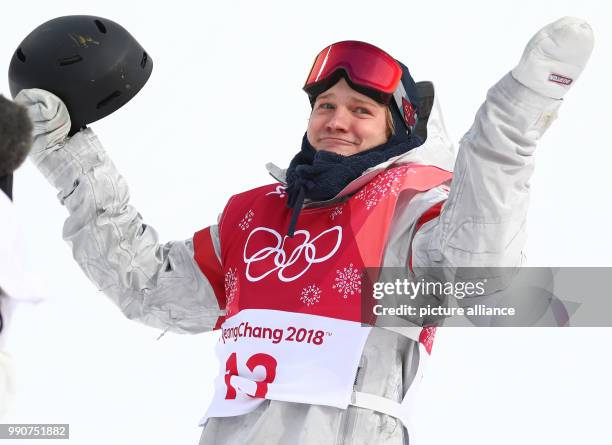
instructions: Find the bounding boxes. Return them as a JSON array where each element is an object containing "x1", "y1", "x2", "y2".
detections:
[{"x1": 304, "y1": 41, "x2": 402, "y2": 96}]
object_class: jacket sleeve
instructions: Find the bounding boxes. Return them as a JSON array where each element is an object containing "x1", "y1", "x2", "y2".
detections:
[
  {"x1": 28, "y1": 126, "x2": 226, "y2": 334},
  {"x1": 411, "y1": 73, "x2": 562, "y2": 271}
]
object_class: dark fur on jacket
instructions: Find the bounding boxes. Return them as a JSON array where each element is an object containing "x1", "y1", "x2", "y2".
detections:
[{"x1": 0, "y1": 95, "x2": 33, "y2": 199}]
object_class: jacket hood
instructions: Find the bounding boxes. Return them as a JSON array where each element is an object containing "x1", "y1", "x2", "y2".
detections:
[{"x1": 266, "y1": 81, "x2": 456, "y2": 205}]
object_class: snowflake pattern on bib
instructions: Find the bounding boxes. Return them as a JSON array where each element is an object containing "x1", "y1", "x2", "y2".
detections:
[
  {"x1": 300, "y1": 284, "x2": 322, "y2": 307},
  {"x1": 419, "y1": 326, "x2": 436, "y2": 355},
  {"x1": 332, "y1": 263, "x2": 362, "y2": 299},
  {"x1": 238, "y1": 210, "x2": 255, "y2": 231},
  {"x1": 329, "y1": 206, "x2": 343, "y2": 221},
  {"x1": 224, "y1": 267, "x2": 239, "y2": 306},
  {"x1": 355, "y1": 166, "x2": 417, "y2": 210}
]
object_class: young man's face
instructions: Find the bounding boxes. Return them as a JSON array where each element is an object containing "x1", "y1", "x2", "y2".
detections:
[{"x1": 307, "y1": 78, "x2": 389, "y2": 156}]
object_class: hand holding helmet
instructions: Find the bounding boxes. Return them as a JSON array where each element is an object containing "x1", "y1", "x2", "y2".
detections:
[{"x1": 14, "y1": 89, "x2": 70, "y2": 170}]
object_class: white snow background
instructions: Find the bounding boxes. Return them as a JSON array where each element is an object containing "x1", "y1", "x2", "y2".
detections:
[{"x1": 2, "y1": 1, "x2": 612, "y2": 444}]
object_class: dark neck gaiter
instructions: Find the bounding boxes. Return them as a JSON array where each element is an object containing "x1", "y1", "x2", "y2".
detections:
[{"x1": 285, "y1": 132, "x2": 423, "y2": 236}]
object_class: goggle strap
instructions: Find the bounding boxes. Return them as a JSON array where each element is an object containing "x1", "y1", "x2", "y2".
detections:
[{"x1": 392, "y1": 81, "x2": 411, "y2": 135}]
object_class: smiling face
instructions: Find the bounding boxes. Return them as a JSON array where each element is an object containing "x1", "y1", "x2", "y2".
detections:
[{"x1": 306, "y1": 78, "x2": 389, "y2": 156}]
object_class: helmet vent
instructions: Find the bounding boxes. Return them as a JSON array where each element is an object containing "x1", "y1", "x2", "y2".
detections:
[
  {"x1": 16, "y1": 48, "x2": 26, "y2": 62},
  {"x1": 96, "y1": 91, "x2": 121, "y2": 109},
  {"x1": 140, "y1": 52, "x2": 148, "y2": 69},
  {"x1": 94, "y1": 19, "x2": 107, "y2": 34},
  {"x1": 58, "y1": 55, "x2": 83, "y2": 66}
]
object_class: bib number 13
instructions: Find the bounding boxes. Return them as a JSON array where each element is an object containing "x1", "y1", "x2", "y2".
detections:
[{"x1": 224, "y1": 352, "x2": 278, "y2": 399}]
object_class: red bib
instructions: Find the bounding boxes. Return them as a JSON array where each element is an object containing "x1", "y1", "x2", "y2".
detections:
[{"x1": 195, "y1": 164, "x2": 452, "y2": 423}]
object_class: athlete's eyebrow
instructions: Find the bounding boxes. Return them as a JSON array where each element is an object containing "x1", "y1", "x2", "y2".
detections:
[{"x1": 316, "y1": 92, "x2": 335, "y2": 101}]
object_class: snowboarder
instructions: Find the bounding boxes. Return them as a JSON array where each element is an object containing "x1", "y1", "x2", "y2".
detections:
[{"x1": 15, "y1": 16, "x2": 593, "y2": 444}]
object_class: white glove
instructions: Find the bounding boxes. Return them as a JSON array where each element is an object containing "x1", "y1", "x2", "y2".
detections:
[
  {"x1": 512, "y1": 17, "x2": 594, "y2": 99},
  {"x1": 14, "y1": 88, "x2": 71, "y2": 168}
]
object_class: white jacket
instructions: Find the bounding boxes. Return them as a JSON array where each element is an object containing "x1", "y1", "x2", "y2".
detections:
[{"x1": 16, "y1": 71, "x2": 561, "y2": 444}]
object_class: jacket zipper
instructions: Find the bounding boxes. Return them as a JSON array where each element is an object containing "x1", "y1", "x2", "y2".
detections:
[{"x1": 337, "y1": 359, "x2": 364, "y2": 445}]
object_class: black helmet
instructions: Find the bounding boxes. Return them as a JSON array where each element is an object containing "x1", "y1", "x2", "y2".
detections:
[{"x1": 8, "y1": 15, "x2": 152, "y2": 135}]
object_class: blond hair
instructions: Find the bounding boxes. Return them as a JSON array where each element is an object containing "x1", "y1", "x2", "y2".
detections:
[{"x1": 385, "y1": 107, "x2": 395, "y2": 139}]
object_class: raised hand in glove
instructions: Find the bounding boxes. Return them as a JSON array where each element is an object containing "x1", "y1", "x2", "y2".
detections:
[{"x1": 512, "y1": 16, "x2": 594, "y2": 99}]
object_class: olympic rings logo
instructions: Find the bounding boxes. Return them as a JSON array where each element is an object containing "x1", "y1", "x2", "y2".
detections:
[{"x1": 243, "y1": 226, "x2": 342, "y2": 282}]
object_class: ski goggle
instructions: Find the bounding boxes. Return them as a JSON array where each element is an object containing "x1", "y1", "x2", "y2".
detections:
[{"x1": 303, "y1": 40, "x2": 403, "y2": 104}]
